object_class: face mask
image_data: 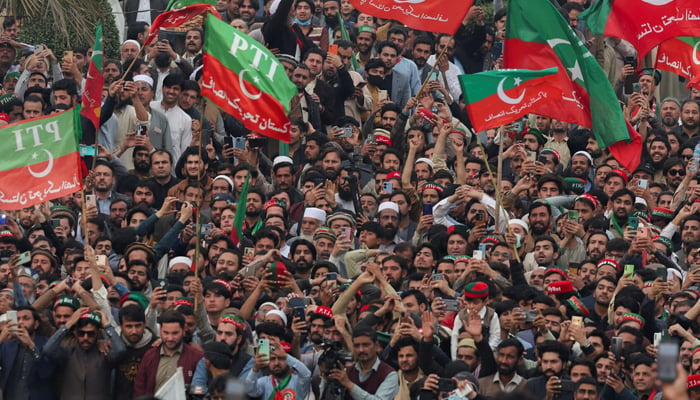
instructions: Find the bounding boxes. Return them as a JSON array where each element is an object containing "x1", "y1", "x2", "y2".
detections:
[
  {"x1": 367, "y1": 75, "x2": 383, "y2": 86},
  {"x1": 294, "y1": 18, "x2": 312, "y2": 26}
]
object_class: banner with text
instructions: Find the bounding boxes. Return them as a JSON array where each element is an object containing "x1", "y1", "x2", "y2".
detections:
[{"x1": 349, "y1": 0, "x2": 473, "y2": 35}]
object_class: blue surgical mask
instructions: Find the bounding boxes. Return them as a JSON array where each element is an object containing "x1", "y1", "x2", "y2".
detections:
[{"x1": 294, "y1": 18, "x2": 312, "y2": 26}]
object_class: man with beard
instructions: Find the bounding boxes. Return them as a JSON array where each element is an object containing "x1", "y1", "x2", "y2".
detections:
[
  {"x1": 333, "y1": 167, "x2": 361, "y2": 214},
  {"x1": 291, "y1": 239, "x2": 317, "y2": 280},
  {"x1": 134, "y1": 310, "x2": 203, "y2": 396},
  {"x1": 129, "y1": 146, "x2": 152, "y2": 179},
  {"x1": 16, "y1": 206, "x2": 36, "y2": 232},
  {"x1": 585, "y1": 134, "x2": 606, "y2": 167},
  {"x1": 44, "y1": 309, "x2": 126, "y2": 400},
  {"x1": 388, "y1": 27, "x2": 420, "y2": 96},
  {"x1": 93, "y1": 160, "x2": 131, "y2": 216},
  {"x1": 376, "y1": 41, "x2": 411, "y2": 109},
  {"x1": 528, "y1": 201, "x2": 553, "y2": 238},
  {"x1": 301, "y1": 306, "x2": 333, "y2": 375},
  {"x1": 662, "y1": 157, "x2": 685, "y2": 192},
  {"x1": 132, "y1": 180, "x2": 157, "y2": 210},
  {"x1": 127, "y1": 260, "x2": 150, "y2": 293},
  {"x1": 297, "y1": 208, "x2": 326, "y2": 242},
  {"x1": 586, "y1": 233, "x2": 608, "y2": 263},
  {"x1": 660, "y1": 97, "x2": 681, "y2": 132},
  {"x1": 238, "y1": 0, "x2": 260, "y2": 25},
  {"x1": 147, "y1": 150, "x2": 178, "y2": 209},
  {"x1": 377, "y1": 202, "x2": 401, "y2": 251},
  {"x1": 355, "y1": 26, "x2": 377, "y2": 72},
  {"x1": 581, "y1": 276, "x2": 616, "y2": 328},
  {"x1": 567, "y1": 151, "x2": 594, "y2": 189},
  {"x1": 380, "y1": 255, "x2": 407, "y2": 290},
  {"x1": 313, "y1": 227, "x2": 336, "y2": 261},
  {"x1": 608, "y1": 189, "x2": 634, "y2": 239},
  {"x1": 321, "y1": 147, "x2": 345, "y2": 180},
  {"x1": 246, "y1": 334, "x2": 311, "y2": 399},
  {"x1": 544, "y1": 119, "x2": 571, "y2": 166},
  {"x1": 532, "y1": 236, "x2": 560, "y2": 268},
  {"x1": 677, "y1": 216, "x2": 700, "y2": 268},
  {"x1": 646, "y1": 136, "x2": 670, "y2": 171},
  {"x1": 0, "y1": 306, "x2": 54, "y2": 399},
  {"x1": 674, "y1": 99, "x2": 700, "y2": 141},
  {"x1": 303, "y1": 48, "x2": 338, "y2": 126},
  {"x1": 319, "y1": 49, "x2": 355, "y2": 122},
  {"x1": 181, "y1": 28, "x2": 203, "y2": 66},
  {"x1": 109, "y1": 199, "x2": 129, "y2": 229},
  {"x1": 527, "y1": 340, "x2": 573, "y2": 400},
  {"x1": 412, "y1": 35, "x2": 434, "y2": 76},
  {"x1": 478, "y1": 165, "x2": 497, "y2": 196},
  {"x1": 168, "y1": 146, "x2": 213, "y2": 204},
  {"x1": 393, "y1": 338, "x2": 424, "y2": 399},
  {"x1": 479, "y1": 338, "x2": 528, "y2": 396},
  {"x1": 150, "y1": 74, "x2": 193, "y2": 162},
  {"x1": 271, "y1": 156, "x2": 304, "y2": 204},
  {"x1": 303, "y1": 134, "x2": 328, "y2": 170},
  {"x1": 243, "y1": 189, "x2": 265, "y2": 237},
  {"x1": 290, "y1": 65, "x2": 323, "y2": 132},
  {"x1": 133, "y1": 75, "x2": 173, "y2": 158},
  {"x1": 115, "y1": 304, "x2": 157, "y2": 400}
]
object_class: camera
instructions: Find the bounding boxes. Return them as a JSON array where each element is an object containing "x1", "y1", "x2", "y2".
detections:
[{"x1": 319, "y1": 340, "x2": 354, "y2": 400}]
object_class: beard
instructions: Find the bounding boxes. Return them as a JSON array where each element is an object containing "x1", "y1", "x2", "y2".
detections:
[
  {"x1": 662, "y1": 116, "x2": 677, "y2": 127},
  {"x1": 338, "y1": 185, "x2": 353, "y2": 201},
  {"x1": 246, "y1": 209, "x2": 262, "y2": 218},
  {"x1": 309, "y1": 331, "x2": 323, "y2": 344},
  {"x1": 325, "y1": 15, "x2": 339, "y2": 28},
  {"x1": 531, "y1": 223, "x2": 548, "y2": 235},
  {"x1": 498, "y1": 364, "x2": 515, "y2": 376},
  {"x1": 272, "y1": 365, "x2": 290, "y2": 379},
  {"x1": 134, "y1": 160, "x2": 150, "y2": 174},
  {"x1": 382, "y1": 224, "x2": 398, "y2": 238},
  {"x1": 295, "y1": 259, "x2": 313, "y2": 272}
]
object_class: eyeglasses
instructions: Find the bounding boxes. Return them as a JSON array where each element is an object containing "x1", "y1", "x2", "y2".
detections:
[
  {"x1": 682, "y1": 154, "x2": 693, "y2": 160},
  {"x1": 76, "y1": 330, "x2": 97, "y2": 338},
  {"x1": 668, "y1": 169, "x2": 686, "y2": 177}
]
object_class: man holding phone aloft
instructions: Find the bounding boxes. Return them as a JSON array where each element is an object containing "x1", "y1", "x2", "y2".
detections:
[{"x1": 247, "y1": 335, "x2": 311, "y2": 400}]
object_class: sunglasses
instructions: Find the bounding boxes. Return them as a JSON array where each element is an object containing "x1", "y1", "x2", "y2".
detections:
[
  {"x1": 76, "y1": 330, "x2": 97, "y2": 338},
  {"x1": 668, "y1": 169, "x2": 686, "y2": 177}
]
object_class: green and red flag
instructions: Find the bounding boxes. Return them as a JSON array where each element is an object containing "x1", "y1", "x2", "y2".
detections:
[
  {"x1": 230, "y1": 172, "x2": 250, "y2": 246},
  {"x1": 503, "y1": 0, "x2": 642, "y2": 172},
  {"x1": 81, "y1": 23, "x2": 103, "y2": 129},
  {"x1": 145, "y1": 3, "x2": 219, "y2": 46},
  {"x1": 165, "y1": 0, "x2": 216, "y2": 11},
  {"x1": 348, "y1": 0, "x2": 472, "y2": 34},
  {"x1": 202, "y1": 14, "x2": 297, "y2": 142},
  {"x1": 459, "y1": 67, "x2": 560, "y2": 132},
  {"x1": 655, "y1": 36, "x2": 700, "y2": 89},
  {"x1": 0, "y1": 108, "x2": 83, "y2": 210},
  {"x1": 579, "y1": 0, "x2": 700, "y2": 61}
]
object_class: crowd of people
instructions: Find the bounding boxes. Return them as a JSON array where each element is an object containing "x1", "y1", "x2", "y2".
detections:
[{"x1": 0, "y1": 0, "x2": 700, "y2": 399}]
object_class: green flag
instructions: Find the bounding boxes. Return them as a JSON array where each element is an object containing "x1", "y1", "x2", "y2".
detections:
[
  {"x1": 202, "y1": 14, "x2": 297, "y2": 143},
  {"x1": 231, "y1": 172, "x2": 250, "y2": 245},
  {"x1": 166, "y1": 0, "x2": 216, "y2": 10}
]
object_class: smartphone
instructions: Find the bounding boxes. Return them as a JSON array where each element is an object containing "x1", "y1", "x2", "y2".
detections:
[
  {"x1": 473, "y1": 250, "x2": 484, "y2": 260},
  {"x1": 524, "y1": 309, "x2": 537, "y2": 322},
  {"x1": 293, "y1": 306, "x2": 305, "y2": 321},
  {"x1": 383, "y1": 182, "x2": 393, "y2": 194},
  {"x1": 199, "y1": 223, "x2": 213, "y2": 236},
  {"x1": 288, "y1": 297, "x2": 307, "y2": 309},
  {"x1": 357, "y1": 82, "x2": 367, "y2": 89},
  {"x1": 175, "y1": 200, "x2": 185, "y2": 210},
  {"x1": 628, "y1": 216, "x2": 639, "y2": 230},
  {"x1": 258, "y1": 338, "x2": 270, "y2": 358},
  {"x1": 95, "y1": 254, "x2": 107, "y2": 266},
  {"x1": 567, "y1": 210, "x2": 579, "y2": 222},
  {"x1": 234, "y1": 136, "x2": 246, "y2": 150},
  {"x1": 6, "y1": 310, "x2": 16, "y2": 324},
  {"x1": 657, "y1": 266, "x2": 668, "y2": 281},
  {"x1": 422, "y1": 203, "x2": 433, "y2": 216},
  {"x1": 653, "y1": 332, "x2": 662, "y2": 348},
  {"x1": 328, "y1": 44, "x2": 338, "y2": 55},
  {"x1": 79, "y1": 145, "x2": 97, "y2": 156},
  {"x1": 244, "y1": 247, "x2": 255, "y2": 258},
  {"x1": 338, "y1": 126, "x2": 353, "y2": 138},
  {"x1": 492, "y1": 41, "x2": 503, "y2": 59},
  {"x1": 431, "y1": 273, "x2": 443, "y2": 281},
  {"x1": 526, "y1": 150, "x2": 537, "y2": 162},
  {"x1": 611, "y1": 336, "x2": 623, "y2": 357},
  {"x1": 223, "y1": 136, "x2": 234, "y2": 149},
  {"x1": 51, "y1": 218, "x2": 62, "y2": 228},
  {"x1": 437, "y1": 377, "x2": 457, "y2": 392},
  {"x1": 538, "y1": 155, "x2": 548, "y2": 164},
  {"x1": 474, "y1": 211, "x2": 485, "y2": 225},
  {"x1": 0, "y1": 215, "x2": 6, "y2": 225},
  {"x1": 247, "y1": 136, "x2": 266, "y2": 148},
  {"x1": 632, "y1": 82, "x2": 641, "y2": 93},
  {"x1": 624, "y1": 264, "x2": 634, "y2": 278},
  {"x1": 571, "y1": 316, "x2": 583, "y2": 328},
  {"x1": 430, "y1": 71, "x2": 438, "y2": 80},
  {"x1": 442, "y1": 299, "x2": 459, "y2": 312},
  {"x1": 15, "y1": 251, "x2": 31, "y2": 266},
  {"x1": 326, "y1": 272, "x2": 337, "y2": 281},
  {"x1": 35, "y1": 44, "x2": 45, "y2": 53},
  {"x1": 658, "y1": 340, "x2": 679, "y2": 382},
  {"x1": 157, "y1": 278, "x2": 168, "y2": 290},
  {"x1": 378, "y1": 89, "x2": 388, "y2": 102},
  {"x1": 568, "y1": 264, "x2": 580, "y2": 276},
  {"x1": 560, "y1": 379, "x2": 576, "y2": 392},
  {"x1": 85, "y1": 194, "x2": 96, "y2": 209},
  {"x1": 64, "y1": 50, "x2": 73, "y2": 61},
  {"x1": 341, "y1": 227, "x2": 351, "y2": 241},
  {"x1": 639, "y1": 179, "x2": 648, "y2": 189},
  {"x1": 136, "y1": 124, "x2": 148, "y2": 136}
]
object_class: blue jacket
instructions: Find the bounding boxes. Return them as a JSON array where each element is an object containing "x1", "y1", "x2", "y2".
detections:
[{"x1": 0, "y1": 335, "x2": 55, "y2": 400}]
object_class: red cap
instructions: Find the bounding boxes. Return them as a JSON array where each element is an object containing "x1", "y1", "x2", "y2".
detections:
[{"x1": 547, "y1": 280, "x2": 575, "y2": 295}]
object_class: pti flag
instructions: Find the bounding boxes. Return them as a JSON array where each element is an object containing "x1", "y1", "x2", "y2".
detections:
[
  {"x1": 145, "y1": 3, "x2": 219, "y2": 46},
  {"x1": 459, "y1": 68, "x2": 560, "y2": 132},
  {"x1": 81, "y1": 24, "x2": 103, "y2": 129},
  {"x1": 202, "y1": 14, "x2": 297, "y2": 142},
  {"x1": 504, "y1": 0, "x2": 642, "y2": 172},
  {"x1": 0, "y1": 108, "x2": 83, "y2": 210},
  {"x1": 230, "y1": 172, "x2": 250, "y2": 246},
  {"x1": 165, "y1": 0, "x2": 216, "y2": 10},
  {"x1": 579, "y1": 0, "x2": 700, "y2": 60},
  {"x1": 349, "y1": 0, "x2": 473, "y2": 34},
  {"x1": 655, "y1": 37, "x2": 700, "y2": 89}
]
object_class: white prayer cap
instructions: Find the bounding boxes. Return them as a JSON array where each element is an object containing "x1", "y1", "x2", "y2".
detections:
[
  {"x1": 378, "y1": 201, "x2": 399, "y2": 214},
  {"x1": 168, "y1": 256, "x2": 191, "y2": 271},
  {"x1": 273, "y1": 156, "x2": 294, "y2": 168},
  {"x1": 635, "y1": 197, "x2": 647, "y2": 207},
  {"x1": 133, "y1": 74, "x2": 154, "y2": 87},
  {"x1": 509, "y1": 219, "x2": 529, "y2": 233},
  {"x1": 416, "y1": 157, "x2": 433, "y2": 169},
  {"x1": 213, "y1": 175, "x2": 234, "y2": 190},
  {"x1": 265, "y1": 309, "x2": 287, "y2": 325},
  {"x1": 121, "y1": 39, "x2": 141, "y2": 50},
  {"x1": 303, "y1": 207, "x2": 326, "y2": 222}
]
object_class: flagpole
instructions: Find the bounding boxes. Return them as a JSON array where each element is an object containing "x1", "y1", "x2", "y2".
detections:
[
  {"x1": 193, "y1": 98, "x2": 206, "y2": 312},
  {"x1": 80, "y1": 191, "x2": 89, "y2": 244},
  {"x1": 416, "y1": 46, "x2": 449, "y2": 98},
  {"x1": 120, "y1": 44, "x2": 148, "y2": 82}
]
